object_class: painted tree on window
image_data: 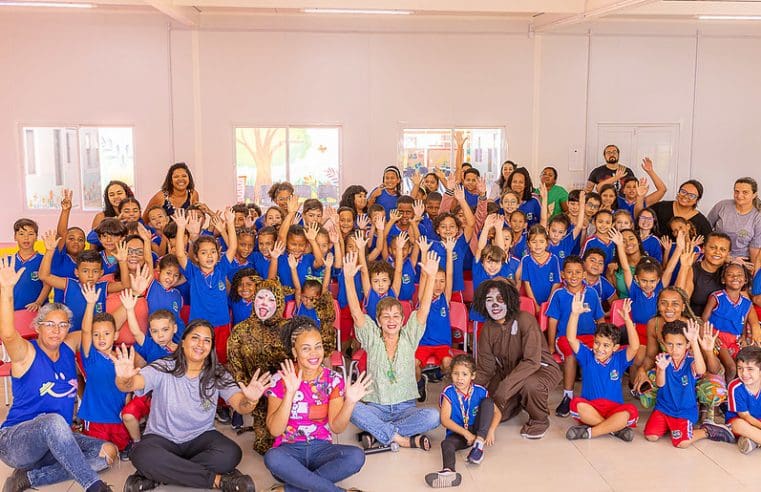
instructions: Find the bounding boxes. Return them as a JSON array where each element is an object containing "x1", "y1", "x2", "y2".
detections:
[{"x1": 236, "y1": 128, "x2": 286, "y2": 202}]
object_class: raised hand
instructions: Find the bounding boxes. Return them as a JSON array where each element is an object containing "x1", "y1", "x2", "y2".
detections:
[
  {"x1": 637, "y1": 178, "x2": 649, "y2": 198},
  {"x1": 210, "y1": 213, "x2": 225, "y2": 234},
  {"x1": 388, "y1": 209, "x2": 402, "y2": 224},
  {"x1": 453, "y1": 130, "x2": 468, "y2": 147},
  {"x1": 42, "y1": 230, "x2": 59, "y2": 251},
  {"x1": 411, "y1": 171, "x2": 422, "y2": 189},
  {"x1": 443, "y1": 236, "x2": 457, "y2": 253},
  {"x1": 570, "y1": 291, "x2": 590, "y2": 315},
  {"x1": 279, "y1": 359, "x2": 302, "y2": 396},
  {"x1": 356, "y1": 214, "x2": 370, "y2": 231},
  {"x1": 270, "y1": 240, "x2": 286, "y2": 259},
  {"x1": 417, "y1": 236, "x2": 431, "y2": 255},
  {"x1": 395, "y1": 231, "x2": 408, "y2": 253},
  {"x1": 293, "y1": 212, "x2": 303, "y2": 225},
  {"x1": 698, "y1": 321, "x2": 719, "y2": 353},
  {"x1": 60, "y1": 189, "x2": 73, "y2": 211},
  {"x1": 484, "y1": 213, "x2": 499, "y2": 231},
  {"x1": 413, "y1": 200, "x2": 425, "y2": 219},
  {"x1": 81, "y1": 283, "x2": 101, "y2": 305},
  {"x1": 304, "y1": 223, "x2": 320, "y2": 242},
  {"x1": 655, "y1": 352, "x2": 671, "y2": 371},
  {"x1": 345, "y1": 371, "x2": 373, "y2": 403},
  {"x1": 683, "y1": 318, "x2": 700, "y2": 344},
  {"x1": 0, "y1": 255, "x2": 24, "y2": 289},
  {"x1": 327, "y1": 228, "x2": 340, "y2": 247},
  {"x1": 119, "y1": 289, "x2": 139, "y2": 311},
  {"x1": 616, "y1": 298, "x2": 632, "y2": 320},
  {"x1": 446, "y1": 171, "x2": 457, "y2": 191},
  {"x1": 659, "y1": 235, "x2": 673, "y2": 252},
  {"x1": 324, "y1": 252, "x2": 334, "y2": 270},
  {"x1": 641, "y1": 157, "x2": 654, "y2": 173},
  {"x1": 374, "y1": 215, "x2": 385, "y2": 233},
  {"x1": 476, "y1": 176, "x2": 488, "y2": 196},
  {"x1": 130, "y1": 263, "x2": 153, "y2": 296},
  {"x1": 675, "y1": 230, "x2": 686, "y2": 252},
  {"x1": 136, "y1": 222, "x2": 153, "y2": 243},
  {"x1": 287, "y1": 195, "x2": 300, "y2": 215},
  {"x1": 114, "y1": 240, "x2": 129, "y2": 263},
  {"x1": 287, "y1": 253, "x2": 298, "y2": 270},
  {"x1": 613, "y1": 167, "x2": 626, "y2": 180},
  {"x1": 238, "y1": 368, "x2": 272, "y2": 402},
  {"x1": 420, "y1": 250, "x2": 440, "y2": 277},
  {"x1": 244, "y1": 212, "x2": 255, "y2": 229},
  {"x1": 186, "y1": 210, "x2": 202, "y2": 236},
  {"x1": 680, "y1": 250, "x2": 697, "y2": 268},
  {"x1": 608, "y1": 228, "x2": 624, "y2": 246},
  {"x1": 352, "y1": 231, "x2": 368, "y2": 251},
  {"x1": 223, "y1": 206, "x2": 235, "y2": 226},
  {"x1": 453, "y1": 185, "x2": 465, "y2": 202},
  {"x1": 172, "y1": 208, "x2": 189, "y2": 229},
  {"x1": 109, "y1": 344, "x2": 140, "y2": 380}
]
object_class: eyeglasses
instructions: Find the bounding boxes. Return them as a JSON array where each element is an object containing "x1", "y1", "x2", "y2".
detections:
[
  {"x1": 301, "y1": 295, "x2": 319, "y2": 302},
  {"x1": 678, "y1": 189, "x2": 698, "y2": 201},
  {"x1": 638, "y1": 216, "x2": 654, "y2": 222},
  {"x1": 127, "y1": 248, "x2": 144, "y2": 256},
  {"x1": 38, "y1": 321, "x2": 72, "y2": 331},
  {"x1": 586, "y1": 203, "x2": 601, "y2": 211}
]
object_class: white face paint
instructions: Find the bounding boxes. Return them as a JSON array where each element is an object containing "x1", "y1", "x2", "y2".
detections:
[
  {"x1": 254, "y1": 289, "x2": 277, "y2": 321},
  {"x1": 485, "y1": 287, "x2": 507, "y2": 321}
]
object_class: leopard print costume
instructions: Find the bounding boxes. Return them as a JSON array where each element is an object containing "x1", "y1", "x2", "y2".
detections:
[{"x1": 313, "y1": 291, "x2": 337, "y2": 356}]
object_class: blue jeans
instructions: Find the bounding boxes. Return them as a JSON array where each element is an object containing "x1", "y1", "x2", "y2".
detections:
[
  {"x1": 264, "y1": 440, "x2": 365, "y2": 492},
  {"x1": 350, "y1": 399, "x2": 440, "y2": 445},
  {"x1": 0, "y1": 413, "x2": 108, "y2": 489}
]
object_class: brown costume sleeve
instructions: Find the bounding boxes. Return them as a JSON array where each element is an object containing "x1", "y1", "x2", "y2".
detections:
[
  {"x1": 475, "y1": 321, "x2": 498, "y2": 388},
  {"x1": 489, "y1": 312, "x2": 543, "y2": 407}
]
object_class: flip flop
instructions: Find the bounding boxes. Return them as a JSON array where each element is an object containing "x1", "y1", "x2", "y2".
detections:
[{"x1": 410, "y1": 434, "x2": 432, "y2": 451}]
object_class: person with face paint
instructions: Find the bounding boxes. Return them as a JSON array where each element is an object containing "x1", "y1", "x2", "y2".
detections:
[
  {"x1": 226, "y1": 279, "x2": 292, "y2": 455},
  {"x1": 471, "y1": 279, "x2": 562, "y2": 439}
]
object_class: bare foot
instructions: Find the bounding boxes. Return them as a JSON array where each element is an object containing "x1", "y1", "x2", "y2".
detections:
[{"x1": 99, "y1": 443, "x2": 118, "y2": 465}]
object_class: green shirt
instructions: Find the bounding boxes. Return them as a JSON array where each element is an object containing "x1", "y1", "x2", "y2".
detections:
[
  {"x1": 355, "y1": 313, "x2": 425, "y2": 405},
  {"x1": 533, "y1": 185, "x2": 568, "y2": 218}
]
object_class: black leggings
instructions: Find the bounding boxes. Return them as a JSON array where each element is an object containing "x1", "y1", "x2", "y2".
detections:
[
  {"x1": 441, "y1": 398, "x2": 494, "y2": 471},
  {"x1": 130, "y1": 430, "x2": 242, "y2": 488}
]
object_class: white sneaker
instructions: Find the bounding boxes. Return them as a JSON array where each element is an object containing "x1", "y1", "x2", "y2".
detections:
[{"x1": 738, "y1": 436, "x2": 758, "y2": 455}]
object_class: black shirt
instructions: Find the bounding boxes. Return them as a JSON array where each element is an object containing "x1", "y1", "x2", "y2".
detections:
[
  {"x1": 689, "y1": 262, "x2": 723, "y2": 317},
  {"x1": 649, "y1": 200, "x2": 712, "y2": 239},
  {"x1": 587, "y1": 165, "x2": 635, "y2": 194}
]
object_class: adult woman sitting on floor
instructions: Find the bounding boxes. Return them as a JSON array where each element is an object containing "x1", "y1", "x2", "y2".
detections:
[{"x1": 113, "y1": 319, "x2": 270, "y2": 492}]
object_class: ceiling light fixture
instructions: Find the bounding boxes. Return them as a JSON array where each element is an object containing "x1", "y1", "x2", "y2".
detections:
[
  {"x1": 302, "y1": 8, "x2": 412, "y2": 15},
  {"x1": 698, "y1": 15, "x2": 761, "y2": 21},
  {"x1": 0, "y1": 1, "x2": 94, "y2": 7}
]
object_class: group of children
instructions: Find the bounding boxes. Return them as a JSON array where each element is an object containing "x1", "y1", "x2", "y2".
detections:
[{"x1": 7, "y1": 158, "x2": 761, "y2": 490}]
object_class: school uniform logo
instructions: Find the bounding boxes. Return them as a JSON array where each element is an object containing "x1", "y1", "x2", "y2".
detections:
[
  {"x1": 672, "y1": 430, "x2": 682, "y2": 439},
  {"x1": 440, "y1": 306, "x2": 447, "y2": 317},
  {"x1": 172, "y1": 301, "x2": 179, "y2": 312},
  {"x1": 95, "y1": 303, "x2": 103, "y2": 314},
  {"x1": 558, "y1": 251, "x2": 566, "y2": 259},
  {"x1": 31, "y1": 272, "x2": 39, "y2": 281},
  {"x1": 548, "y1": 273, "x2": 555, "y2": 282},
  {"x1": 681, "y1": 375, "x2": 689, "y2": 386},
  {"x1": 402, "y1": 274, "x2": 411, "y2": 285},
  {"x1": 218, "y1": 281, "x2": 226, "y2": 291},
  {"x1": 610, "y1": 369, "x2": 619, "y2": 381}
]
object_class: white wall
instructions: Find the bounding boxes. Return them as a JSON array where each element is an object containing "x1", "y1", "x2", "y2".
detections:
[{"x1": 1, "y1": 11, "x2": 760, "y2": 238}]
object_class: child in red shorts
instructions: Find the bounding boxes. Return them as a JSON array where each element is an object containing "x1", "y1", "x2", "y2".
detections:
[{"x1": 564, "y1": 296, "x2": 640, "y2": 441}]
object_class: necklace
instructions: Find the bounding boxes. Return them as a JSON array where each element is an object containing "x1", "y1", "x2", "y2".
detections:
[
  {"x1": 384, "y1": 338, "x2": 399, "y2": 384},
  {"x1": 455, "y1": 385, "x2": 473, "y2": 428}
]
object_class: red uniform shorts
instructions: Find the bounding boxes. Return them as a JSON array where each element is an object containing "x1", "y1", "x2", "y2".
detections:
[
  {"x1": 570, "y1": 397, "x2": 638, "y2": 427},
  {"x1": 644, "y1": 409, "x2": 693, "y2": 447},
  {"x1": 717, "y1": 331, "x2": 741, "y2": 358},
  {"x1": 555, "y1": 335, "x2": 595, "y2": 360},
  {"x1": 415, "y1": 345, "x2": 452, "y2": 367},
  {"x1": 121, "y1": 394, "x2": 152, "y2": 422},
  {"x1": 214, "y1": 323, "x2": 231, "y2": 364},
  {"x1": 82, "y1": 421, "x2": 131, "y2": 451},
  {"x1": 635, "y1": 323, "x2": 648, "y2": 346}
]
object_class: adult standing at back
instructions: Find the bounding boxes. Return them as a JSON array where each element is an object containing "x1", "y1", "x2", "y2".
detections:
[
  {"x1": 707, "y1": 177, "x2": 761, "y2": 262},
  {"x1": 585, "y1": 145, "x2": 636, "y2": 194},
  {"x1": 534, "y1": 166, "x2": 568, "y2": 218},
  {"x1": 143, "y1": 163, "x2": 200, "y2": 222}
]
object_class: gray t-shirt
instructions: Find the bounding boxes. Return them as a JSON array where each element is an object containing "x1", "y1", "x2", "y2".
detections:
[
  {"x1": 707, "y1": 199, "x2": 761, "y2": 258},
  {"x1": 136, "y1": 361, "x2": 239, "y2": 443}
]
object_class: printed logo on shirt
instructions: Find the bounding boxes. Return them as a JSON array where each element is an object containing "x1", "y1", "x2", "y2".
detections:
[
  {"x1": 440, "y1": 306, "x2": 447, "y2": 317},
  {"x1": 95, "y1": 303, "x2": 103, "y2": 314},
  {"x1": 549, "y1": 273, "x2": 555, "y2": 282},
  {"x1": 31, "y1": 272, "x2": 39, "y2": 281},
  {"x1": 672, "y1": 430, "x2": 682, "y2": 439},
  {"x1": 402, "y1": 273, "x2": 411, "y2": 285},
  {"x1": 172, "y1": 301, "x2": 179, "y2": 312},
  {"x1": 218, "y1": 281, "x2": 225, "y2": 291},
  {"x1": 558, "y1": 251, "x2": 566, "y2": 259},
  {"x1": 681, "y1": 375, "x2": 689, "y2": 386},
  {"x1": 610, "y1": 369, "x2": 619, "y2": 381}
]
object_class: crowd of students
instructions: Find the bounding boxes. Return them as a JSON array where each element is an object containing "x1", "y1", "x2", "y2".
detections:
[{"x1": 2, "y1": 145, "x2": 761, "y2": 492}]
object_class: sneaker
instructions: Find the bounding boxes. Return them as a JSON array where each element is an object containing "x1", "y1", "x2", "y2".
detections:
[
  {"x1": 215, "y1": 406, "x2": 232, "y2": 425},
  {"x1": 119, "y1": 442, "x2": 135, "y2": 461},
  {"x1": 466, "y1": 445, "x2": 484, "y2": 464},
  {"x1": 417, "y1": 375, "x2": 428, "y2": 403},
  {"x1": 701, "y1": 422, "x2": 736, "y2": 444},
  {"x1": 86, "y1": 481, "x2": 114, "y2": 492},
  {"x1": 520, "y1": 429, "x2": 547, "y2": 440},
  {"x1": 3, "y1": 469, "x2": 31, "y2": 492},
  {"x1": 231, "y1": 411, "x2": 244, "y2": 430},
  {"x1": 219, "y1": 469, "x2": 255, "y2": 492},
  {"x1": 123, "y1": 473, "x2": 158, "y2": 492},
  {"x1": 565, "y1": 425, "x2": 591, "y2": 440},
  {"x1": 424, "y1": 470, "x2": 462, "y2": 488},
  {"x1": 738, "y1": 436, "x2": 758, "y2": 455},
  {"x1": 611, "y1": 428, "x2": 634, "y2": 442},
  {"x1": 555, "y1": 395, "x2": 571, "y2": 417}
]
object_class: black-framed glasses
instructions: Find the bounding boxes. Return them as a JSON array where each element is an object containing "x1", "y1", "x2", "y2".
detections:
[{"x1": 678, "y1": 189, "x2": 698, "y2": 201}]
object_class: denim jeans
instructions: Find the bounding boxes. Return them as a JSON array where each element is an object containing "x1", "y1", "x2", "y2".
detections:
[
  {"x1": 350, "y1": 399, "x2": 440, "y2": 445},
  {"x1": 264, "y1": 440, "x2": 365, "y2": 492},
  {"x1": 0, "y1": 413, "x2": 108, "y2": 489}
]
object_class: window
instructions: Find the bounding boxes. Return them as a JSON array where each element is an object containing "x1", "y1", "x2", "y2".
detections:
[
  {"x1": 399, "y1": 127, "x2": 505, "y2": 189},
  {"x1": 235, "y1": 127, "x2": 341, "y2": 206},
  {"x1": 22, "y1": 126, "x2": 135, "y2": 211}
]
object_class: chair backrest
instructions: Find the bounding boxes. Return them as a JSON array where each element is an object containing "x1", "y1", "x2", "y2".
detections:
[
  {"x1": 14, "y1": 310, "x2": 37, "y2": 339},
  {"x1": 519, "y1": 296, "x2": 535, "y2": 315},
  {"x1": 284, "y1": 300, "x2": 296, "y2": 319},
  {"x1": 332, "y1": 299, "x2": 341, "y2": 331},
  {"x1": 463, "y1": 280, "x2": 475, "y2": 303},
  {"x1": 400, "y1": 300, "x2": 413, "y2": 324},
  {"x1": 609, "y1": 299, "x2": 630, "y2": 327},
  {"x1": 450, "y1": 301, "x2": 468, "y2": 332},
  {"x1": 538, "y1": 302, "x2": 550, "y2": 332}
]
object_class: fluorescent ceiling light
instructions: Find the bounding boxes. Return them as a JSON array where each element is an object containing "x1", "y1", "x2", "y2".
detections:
[
  {"x1": 0, "y1": 1, "x2": 94, "y2": 7},
  {"x1": 698, "y1": 15, "x2": 761, "y2": 21},
  {"x1": 302, "y1": 8, "x2": 412, "y2": 15}
]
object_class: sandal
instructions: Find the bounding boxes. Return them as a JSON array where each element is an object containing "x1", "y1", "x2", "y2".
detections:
[{"x1": 410, "y1": 434, "x2": 432, "y2": 451}]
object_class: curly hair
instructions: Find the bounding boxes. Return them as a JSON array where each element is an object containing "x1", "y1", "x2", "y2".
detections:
[
  {"x1": 472, "y1": 279, "x2": 520, "y2": 322},
  {"x1": 280, "y1": 315, "x2": 323, "y2": 356}
]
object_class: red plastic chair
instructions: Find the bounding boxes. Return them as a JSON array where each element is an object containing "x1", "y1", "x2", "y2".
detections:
[
  {"x1": 449, "y1": 301, "x2": 469, "y2": 350},
  {"x1": 538, "y1": 302, "x2": 550, "y2": 332},
  {"x1": 609, "y1": 299, "x2": 630, "y2": 327},
  {"x1": 463, "y1": 280, "x2": 475, "y2": 304},
  {"x1": 400, "y1": 300, "x2": 413, "y2": 324},
  {"x1": 179, "y1": 305, "x2": 191, "y2": 325},
  {"x1": 284, "y1": 300, "x2": 296, "y2": 319},
  {"x1": 519, "y1": 296, "x2": 536, "y2": 317},
  {"x1": 14, "y1": 310, "x2": 37, "y2": 340},
  {"x1": 0, "y1": 342, "x2": 11, "y2": 405}
]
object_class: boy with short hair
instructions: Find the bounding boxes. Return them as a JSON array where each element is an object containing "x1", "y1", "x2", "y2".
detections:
[
  {"x1": 547, "y1": 255, "x2": 606, "y2": 417},
  {"x1": 726, "y1": 346, "x2": 761, "y2": 454},
  {"x1": 565, "y1": 296, "x2": 640, "y2": 441},
  {"x1": 643, "y1": 319, "x2": 735, "y2": 448},
  {"x1": 10, "y1": 218, "x2": 50, "y2": 312},
  {"x1": 582, "y1": 248, "x2": 618, "y2": 309},
  {"x1": 419, "y1": 192, "x2": 442, "y2": 239}
]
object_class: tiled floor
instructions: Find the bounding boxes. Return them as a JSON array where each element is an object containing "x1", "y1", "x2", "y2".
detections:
[{"x1": 2, "y1": 381, "x2": 761, "y2": 492}]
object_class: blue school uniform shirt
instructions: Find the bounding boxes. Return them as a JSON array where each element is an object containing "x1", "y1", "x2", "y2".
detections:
[
  {"x1": 226, "y1": 256, "x2": 254, "y2": 283},
  {"x1": 628, "y1": 280, "x2": 662, "y2": 325},
  {"x1": 337, "y1": 270, "x2": 364, "y2": 309},
  {"x1": 510, "y1": 232, "x2": 528, "y2": 258},
  {"x1": 582, "y1": 235, "x2": 616, "y2": 269},
  {"x1": 546, "y1": 287, "x2": 604, "y2": 337},
  {"x1": 276, "y1": 253, "x2": 315, "y2": 302},
  {"x1": 520, "y1": 253, "x2": 561, "y2": 305},
  {"x1": 469, "y1": 260, "x2": 519, "y2": 323},
  {"x1": 655, "y1": 355, "x2": 699, "y2": 422},
  {"x1": 146, "y1": 281, "x2": 186, "y2": 341},
  {"x1": 63, "y1": 279, "x2": 108, "y2": 332},
  {"x1": 250, "y1": 251, "x2": 271, "y2": 279},
  {"x1": 726, "y1": 379, "x2": 761, "y2": 422},
  {"x1": 519, "y1": 197, "x2": 542, "y2": 227},
  {"x1": 134, "y1": 334, "x2": 174, "y2": 364},
  {"x1": 11, "y1": 253, "x2": 44, "y2": 311},
  {"x1": 78, "y1": 349, "x2": 127, "y2": 424},
  {"x1": 229, "y1": 298, "x2": 253, "y2": 326},
  {"x1": 294, "y1": 304, "x2": 320, "y2": 327},
  {"x1": 51, "y1": 248, "x2": 78, "y2": 303},
  {"x1": 181, "y1": 257, "x2": 232, "y2": 327},
  {"x1": 575, "y1": 344, "x2": 631, "y2": 404},
  {"x1": 753, "y1": 269, "x2": 761, "y2": 297},
  {"x1": 641, "y1": 235, "x2": 663, "y2": 263},
  {"x1": 419, "y1": 215, "x2": 435, "y2": 240},
  {"x1": 549, "y1": 233, "x2": 577, "y2": 268},
  {"x1": 440, "y1": 384, "x2": 489, "y2": 435},
  {"x1": 616, "y1": 197, "x2": 639, "y2": 217},
  {"x1": 708, "y1": 290, "x2": 751, "y2": 336},
  {"x1": 430, "y1": 235, "x2": 469, "y2": 292},
  {"x1": 364, "y1": 288, "x2": 397, "y2": 323},
  {"x1": 391, "y1": 257, "x2": 417, "y2": 302},
  {"x1": 374, "y1": 188, "x2": 399, "y2": 219},
  {"x1": 585, "y1": 277, "x2": 616, "y2": 303},
  {"x1": 421, "y1": 294, "x2": 451, "y2": 347},
  {"x1": 2, "y1": 341, "x2": 77, "y2": 429},
  {"x1": 464, "y1": 189, "x2": 479, "y2": 209},
  {"x1": 99, "y1": 250, "x2": 119, "y2": 276}
]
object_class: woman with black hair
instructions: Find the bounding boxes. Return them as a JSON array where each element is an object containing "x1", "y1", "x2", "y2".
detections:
[
  {"x1": 489, "y1": 160, "x2": 516, "y2": 199},
  {"x1": 506, "y1": 168, "x2": 542, "y2": 227},
  {"x1": 339, "y1": 185, "x2": 368, "y2": 217},
  {"x1": 472, "y1": 279, "x2": 562, "y2": 440},
  {"x1": 143, "y1": 162, "x2": 200, "y2": 222},
  {"x1": 649, "y1": 179, "x2": 712, "y2": 239},
  {"x1": 91, "y1": 180, "x2": 135, "y2": 230},
  {"x1": 113, "y1": 319, "x2": 269, "y2": 492}
]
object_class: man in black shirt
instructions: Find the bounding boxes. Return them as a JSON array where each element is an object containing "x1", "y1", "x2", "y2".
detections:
[{"x1": 585, "y1": 144, "x2": 635, "y2": 194}]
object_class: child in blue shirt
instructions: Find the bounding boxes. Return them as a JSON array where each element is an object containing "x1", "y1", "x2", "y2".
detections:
[
  {"x1": 228, "y1": 267, "x2": 258, "y2": 326},
  {"x1": 637, "y1": 208, "x2": 663, "y2": 263},
  {"x1": 10, "y1": 218, "x2": 50, "y2": 312},
  {"x1": 250, "y1": 226, "x2": 276, "y2": 278},
  {"x1": 726, "y1": 346, "x2": 761, "y2": 454},
  {"x1": 143, "y1": 255, "x2": 186, "y2": 341},
  {"x1": 582, "y1": 248, "x2": 618, "y2": 310},
  {"x1": 541, "y1": 188, "x2": 585, "y2": 269},
  {"x1": 564, "y1": 296, "x2": 639, "y2": 441},
  {"x1": 52, "y1": 189, "x2": 87, "y2": 302},
  {"x1": 517, "y1": 224, "x2": 561, "y2": 313},
  {"x1": 173, "y1": 206, "x2": 237, "y2": 364},
  {"x1": 424, "y1": 354, "x2": 501, "y2": 489},
  {"x1": 507, "y1": 210, "x2": 528, "y2": 259},
  {"x1": 79, "y1": 284, "x2": 130, "y2": 452},
  {"x1": 270, "y1": 223, "x2": 325, "y2": 302},
  {"x1": 644, "y1": 319, "x2": 734, "y2": 447},
  {"x1": 91, "y1": 218, "x2": 128, "y2": 276},
  {"x1": 226, "y1": 227, "x2": 257, "y2": 283},
  {"x1": 547, "y1": 256, "x2": 605, "y2": 417},
  {"x1": 291, "y1": 253, "x2": 335, "y2": 328},
  {"x1": 581, "y1": 210, "x2": 616, "y2": 269},
  {"x1": 368, "y1": 165, "x2": 402, "y2": 219}
]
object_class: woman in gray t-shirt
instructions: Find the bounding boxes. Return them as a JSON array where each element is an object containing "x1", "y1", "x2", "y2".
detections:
[
  {"x1": 113, "y1": 320, "x2": 271, "y2": 492},
  {"x1": 707, "y1": 177, "x2": 761, "y2": 261}
]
